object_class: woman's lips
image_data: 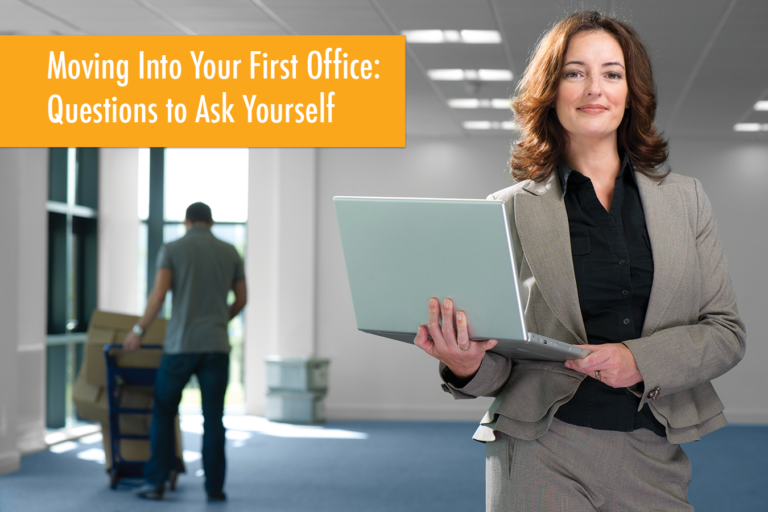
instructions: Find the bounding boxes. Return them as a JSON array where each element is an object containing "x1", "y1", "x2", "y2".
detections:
[{"x1": 577, "y1": 105, "x2": 607, "y2": 114}]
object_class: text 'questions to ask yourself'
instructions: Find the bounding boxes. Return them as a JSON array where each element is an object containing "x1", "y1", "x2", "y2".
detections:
[{"x1": 1, "y1": 36, "x2": 406, "y2": 147}]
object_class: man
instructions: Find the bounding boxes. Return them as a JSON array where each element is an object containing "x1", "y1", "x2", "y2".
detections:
[{"x1": 124, "y1": 202, "x2": 247, "y2": 502}]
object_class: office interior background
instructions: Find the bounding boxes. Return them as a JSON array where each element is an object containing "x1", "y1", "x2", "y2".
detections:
[{"x1": 0, "y1": 0, "x2": 767, "y2": 504}]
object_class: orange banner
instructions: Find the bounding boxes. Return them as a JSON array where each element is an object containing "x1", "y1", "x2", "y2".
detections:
[{"x1": 0, "y1": 35, "x2": 405, "y2": 147}]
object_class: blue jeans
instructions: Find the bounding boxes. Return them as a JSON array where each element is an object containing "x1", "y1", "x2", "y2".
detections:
[{"x1": 144, "y1": 352, "x2": 229, "y2": 494}]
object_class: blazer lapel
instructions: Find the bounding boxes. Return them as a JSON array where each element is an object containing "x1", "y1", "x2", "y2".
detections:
[
  {"x1": 636, "y1": 172, "x2": 689, "y2": 336},
  {"x1": 515, "y1": 173, "x2": 588, "y2": 344}
]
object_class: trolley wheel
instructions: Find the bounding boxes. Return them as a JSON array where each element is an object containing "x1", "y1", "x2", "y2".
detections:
[
  {"x1": 168, "y1": 470, "x2": 178, "y2": 491},
  {"x1": 109, "y1": 468, "x2": 119, "y2": 489}
]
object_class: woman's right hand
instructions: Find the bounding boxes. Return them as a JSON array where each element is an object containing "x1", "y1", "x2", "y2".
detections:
[{"x1": 414, "y1": 297, "x2": 498, "y2": 379}]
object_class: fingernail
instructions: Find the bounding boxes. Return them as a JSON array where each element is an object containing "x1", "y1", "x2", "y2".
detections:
[
  {"x1": 457, "y1": 311, "x2": 464, "y2": 322},
  {"x1": 429, "y1": 298, "x2": 437, "y2": 308},
  {"x1": 443, "y1": 298, "x2": 450, "y2": 308}
]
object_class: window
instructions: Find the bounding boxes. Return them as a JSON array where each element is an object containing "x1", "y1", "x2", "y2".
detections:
[
  {"x1": 139, "y1": 148, "x2": 249, "y2": 408},
  {"x1": 46, "y1": 148, "x2": 99, "y2": 429}
]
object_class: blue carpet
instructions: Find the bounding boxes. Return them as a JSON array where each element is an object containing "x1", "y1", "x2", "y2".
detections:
[
  {"x1": 684, "y1": 425, "x2": 768, "y2": 511},
  {"x1": 0, "y1": 419, "x2": 765, "y2": 511}
]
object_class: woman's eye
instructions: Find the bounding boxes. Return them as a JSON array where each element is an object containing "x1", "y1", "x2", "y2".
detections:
[
  {"x1": 564, "y1": 71, "x2": 580, "y2": 78},
  {"x1": 606, "y1": 72, "x2": 622, "y2": 79}
]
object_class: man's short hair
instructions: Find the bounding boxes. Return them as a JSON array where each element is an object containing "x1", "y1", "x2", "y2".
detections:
[{"x1": 186, "y1": 202, "x2": 213, "y2": 223}]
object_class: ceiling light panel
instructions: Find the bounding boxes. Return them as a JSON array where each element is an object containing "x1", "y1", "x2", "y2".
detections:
[
  {"x1": 402, "y1": 29, "x2": 501, "y2": 44},
  {"x1": 427, "y1": 69, "x2": 465, "y2": 81},
  {"x1": 733, "y1": 123, "x2": 768, "y2": 132},
  {"x1": 448, "y1": 98, "x2": 511, "y2": 109},
  {"x1": 477, "y1": 69, "x2": 513, "y2": 81},
  {"x1": 754, "y1": 101, "x2": 768, "y2": 111},
  {"x1": 428, "y1": 69, "x2": 513, "y2": 81},
  {"x1": 463, "y1": 121, "x2": 517, "y2": 130},
  {"x1": 460, "y1": 30, "x2": 502, "y2": 44}
]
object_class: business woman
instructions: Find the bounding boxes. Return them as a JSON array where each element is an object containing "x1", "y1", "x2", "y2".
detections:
[{"x1": 414, "y1": 11, "x2": 745, "y2": 512}]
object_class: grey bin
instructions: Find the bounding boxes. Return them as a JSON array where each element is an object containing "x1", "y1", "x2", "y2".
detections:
[{"x1": 265, "y1": 356, "x2": 330, "y2": 424}]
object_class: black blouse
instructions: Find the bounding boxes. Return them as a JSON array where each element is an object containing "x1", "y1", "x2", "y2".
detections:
[{"x1": 553, "y1": 156, "x2": 666, "y2": 436}]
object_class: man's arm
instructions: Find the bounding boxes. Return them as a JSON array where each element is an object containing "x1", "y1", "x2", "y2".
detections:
[
  {"x1": 228, "y1": 279, "x2": 247, "y2": 321},
  {"x1": 123, "y1": 269, "x2": 173, "y2": 351}
]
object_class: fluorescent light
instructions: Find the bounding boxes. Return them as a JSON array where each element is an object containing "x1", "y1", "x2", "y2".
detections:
[
  {"x1": 428, "y1": 69, "x2": 464, "y2": 81},
  {"x1": 448, "y1": 98, "x2": 512, "y2": 109},
  {"x1": 491, "y1": 98, "x2": 512, "y2": 109},
  {"x1": 429, "y1": 69, "x2": 513, "y2": 81},
  {"x1": 464, "y1": 69, "x2": 479, "y2": 81},
  {"x1": 401, "y1": 30, "x2": 444, "y2": 43},
  {"x1": 754, "y1": 101, "x2": 768, "y2": 111},
  {"x1": 733, "y1": 123, "x2": 768, "y2": 132},
  {"x1": 402, "y1": 30, "x2": 501, "y2": 44},
  {"x1": 443, "y1": 30, "x2": 461, "y2": 43},
  {"x1": 460, "y1": 30, "x2": 502, "y2": 44},
  {"x1": 464, "y1": 121, "x2": 493, "y2": 130},
  {"x1": 463, "y1": 121, "x2": 518, "y2": 131},
  {"x1": 449, "y1": 98, "x2": 482, "y2": 108},
  {"x1": 478, "y1": 69, "x2": 513, "y2": 81}
]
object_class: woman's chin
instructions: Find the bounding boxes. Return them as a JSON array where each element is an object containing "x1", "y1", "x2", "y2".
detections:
[{"x1": 567, "y1": 128, "x2": 620, "y2": 142}]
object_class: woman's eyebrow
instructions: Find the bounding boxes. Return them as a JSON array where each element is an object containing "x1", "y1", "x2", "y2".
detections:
[{"x1": 563, "y1": 60, "x2": 625, "y2": 69}]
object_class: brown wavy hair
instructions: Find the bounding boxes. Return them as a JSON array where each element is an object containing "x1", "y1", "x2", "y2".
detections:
[{"x1": 510, "y1": 11, "x2": 669, "y2": 182}]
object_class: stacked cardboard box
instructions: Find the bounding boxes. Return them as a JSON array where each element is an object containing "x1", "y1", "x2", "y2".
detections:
[{"x1": 72, "y1": 310, "x2": 184, "y2": 473}]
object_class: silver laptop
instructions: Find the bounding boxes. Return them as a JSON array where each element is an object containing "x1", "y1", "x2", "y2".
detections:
[{"x1": 333, "y1": 196, "x2": 590, "y2": 361}]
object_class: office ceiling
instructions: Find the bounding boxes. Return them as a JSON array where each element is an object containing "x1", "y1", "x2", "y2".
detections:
[{"x1": 2, "y1": 0, "x2": 767, "y2": 140}]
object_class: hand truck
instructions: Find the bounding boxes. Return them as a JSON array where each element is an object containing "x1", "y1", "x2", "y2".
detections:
[{"x1": 103, "y1": 344, "x2": 181, "y2": 490}]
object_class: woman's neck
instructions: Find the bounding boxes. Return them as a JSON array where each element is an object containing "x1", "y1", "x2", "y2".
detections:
[{"x1": 563, "y1": 136, "x2": 622, "y2": 186}]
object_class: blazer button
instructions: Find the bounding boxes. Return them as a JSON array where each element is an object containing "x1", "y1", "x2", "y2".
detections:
[
  {"x1": 647, "y1": 387, "x2": 661, "y2": 400},
  {"x1": 441, "y1": 383, "x2": 451, "y2": 394}
]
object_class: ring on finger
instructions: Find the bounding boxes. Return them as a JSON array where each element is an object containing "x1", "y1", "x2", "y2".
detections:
[
  {"x1": 594, "y1": 370, "x2": 601, "y2": 380},
  {"x1": 458, "y1": 342, "x2": 470, "y2": 352}
]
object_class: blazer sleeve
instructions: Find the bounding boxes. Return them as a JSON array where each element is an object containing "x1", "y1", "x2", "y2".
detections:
[
  {"x1": 438, "y1": 352, "x2": 512, "y2": 399},
  {"x1": 624, "y1": 178, "x2": 746, "y2": 410}
]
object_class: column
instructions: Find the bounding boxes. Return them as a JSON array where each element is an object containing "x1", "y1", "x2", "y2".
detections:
[
  {"x1": 244, "y1": 148, "x2": 318, "y2": 416},
  {"x1": 0, "y1": 148, "x2": 48, "y2": 474}
]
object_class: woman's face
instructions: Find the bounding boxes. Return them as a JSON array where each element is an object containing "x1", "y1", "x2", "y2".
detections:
[{"x1": 555, "y1": 30, "x2": 628, "y2": 144}]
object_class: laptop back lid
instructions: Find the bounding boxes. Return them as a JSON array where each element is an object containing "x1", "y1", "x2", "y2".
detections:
[{"x1": 334, "y1": 196, "x2": 527, "y2": 342}]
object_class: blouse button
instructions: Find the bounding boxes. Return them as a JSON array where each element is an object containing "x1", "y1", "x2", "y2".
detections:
[
  {"x1": 622, "y1": 290, "x2": 629, "y2": 296},
  {"x1": 623, "y1": 318, "x2": 631, "y2": 325}
]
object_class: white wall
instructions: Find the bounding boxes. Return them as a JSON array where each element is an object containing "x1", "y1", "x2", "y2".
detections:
[
  {"x1": 0, "y1": 149, "x2": 48, "y2": 475},
  {"x1": 668, "y1": 138, "x2": 768, "y2": 423},
  {"x1": 316, "y1": 138, "x2": 515, "y2": 420},
  {"x1": 98, "y1": 149, "x2": 140, "y2": 315}
]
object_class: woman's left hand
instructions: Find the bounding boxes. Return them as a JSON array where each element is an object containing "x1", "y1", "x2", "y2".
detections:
[{"x1": 564, "y1": 343, "x2": 643, "y2": 388}]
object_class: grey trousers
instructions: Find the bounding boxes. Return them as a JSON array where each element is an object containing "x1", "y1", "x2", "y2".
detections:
[{"x1": 486, "y1": 418, "x2": 693, "y2": 512}]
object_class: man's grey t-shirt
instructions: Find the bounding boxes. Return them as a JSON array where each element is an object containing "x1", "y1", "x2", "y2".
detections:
[{"x1": 157, "y1": 226, "x2": 245, "y2": 354}]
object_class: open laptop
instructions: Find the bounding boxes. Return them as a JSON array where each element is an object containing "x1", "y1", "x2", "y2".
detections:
[{"x1": 333, "y1": 197, "x2": 590, "y2": 361}]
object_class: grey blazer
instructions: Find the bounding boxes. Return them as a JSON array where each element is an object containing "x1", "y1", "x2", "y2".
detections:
[{"x1": 441, "y1": 170, "x2": 746, "y2": 445}]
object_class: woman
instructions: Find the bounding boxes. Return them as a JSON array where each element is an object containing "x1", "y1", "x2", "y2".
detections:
[{"x1": 414, "y1": 11, "x2": 745, "y2": 512}]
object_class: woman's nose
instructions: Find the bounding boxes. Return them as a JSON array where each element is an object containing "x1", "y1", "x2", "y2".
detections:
[{"x1": 586, "y1": 77, "x2": 602, "y2": 97}]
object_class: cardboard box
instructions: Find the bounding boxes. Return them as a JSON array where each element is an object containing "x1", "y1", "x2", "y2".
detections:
[{"x1": 72, "y1": 310, "x2": 185, "y2": 473}]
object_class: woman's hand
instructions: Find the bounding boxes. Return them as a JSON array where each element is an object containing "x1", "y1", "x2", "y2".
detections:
[
  {"x1": 414, "y1": 297, "x2": 498, "y2": 379},
  {"x1": 564, "y1": 343, "x2": 643, "y2": 388}
]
